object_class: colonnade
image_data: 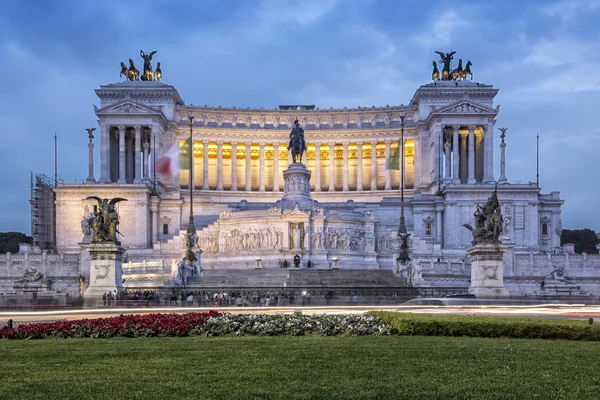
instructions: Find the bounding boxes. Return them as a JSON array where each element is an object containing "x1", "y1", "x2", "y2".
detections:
[
  {"x1": 182, "y1": 139, "x2": 417, "y2": 192},
  {"x1": 441, "y1": 124, "x2": 493, "y2": 184}
]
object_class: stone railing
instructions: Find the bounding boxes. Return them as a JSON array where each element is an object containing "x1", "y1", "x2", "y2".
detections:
[
  {"x1": 122, "y1": 260, "x2": 176, "y2": 276},
  {"x1": 0, "y1": 252, "x2": 80, "y2": 275},
  {"x1": 511, "y1": 252, "x2": 600, "y2": 278}
]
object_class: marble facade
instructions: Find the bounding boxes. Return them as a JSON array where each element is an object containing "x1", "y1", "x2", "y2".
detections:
[{"x1": 3, "y1": 76, "x2": 599, "y2": 299}]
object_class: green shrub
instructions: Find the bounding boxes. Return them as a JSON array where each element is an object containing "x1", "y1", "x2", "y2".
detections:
[{"x1": 368, "y1": 311, "x2": 600, "y2": 341}]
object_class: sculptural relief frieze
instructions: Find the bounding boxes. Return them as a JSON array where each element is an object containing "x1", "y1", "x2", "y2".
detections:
[{"x1": 220, "y1": 227, "x2": 283, "y2": 252}]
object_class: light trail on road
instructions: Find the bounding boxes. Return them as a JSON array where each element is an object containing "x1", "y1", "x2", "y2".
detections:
[{"x1": 2, "y1": 303, "x2": 600, "y2": 323}]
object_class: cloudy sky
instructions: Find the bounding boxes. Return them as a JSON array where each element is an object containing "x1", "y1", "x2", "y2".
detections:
[{"x1": 0, "y1": 0, "x2": 599, "y2": 234}]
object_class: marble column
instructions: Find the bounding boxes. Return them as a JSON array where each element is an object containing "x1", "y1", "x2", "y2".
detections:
[
  {"x1": 370, "y1": 140, "x2": 377, "y2": 190},
  {"x1": 87, "y1": 137, "x2": 95, "y2": 182},
  {"x1": 142, "y1": 137, "x2": 149, "y2": 181},
  {"x1": 259, "y1": 142, "x2": 266, "y2": 192},
  {"x1": 273, "y1": 143, "x2": 279, "y2": 192},
  {"x1": 435, "y1": 205, "x2": 444, "y2": 244},
  {"x1": 245, "y1": 142, "x2": 252, "y2": 191},
  {"x1": 149, "y1": 127, "x2": 155, "y2": 183},
  {"x1": 467, "y1": 125, "x2": 476, "y2": 184},
  {"x1": 127, "y1": 133, "x2": 134, "y2": 183},
  {"x1": 202, "y1": 140, "x2": 209, "y2": 190},
  {"x1": 134, "y1": 125, "x2": 142, "y2": 183},
  {"x1": 499, "y1": 135, "x2": 507, "y2": 183},
  {"x1": 452, "y1": 125, "x2": 460, "y2": 184},
  {"x1": 231, "y1": 141, "x2": 238, "y2": 191},
  {"x1": 216, "y1": 141, "x2": 224, "y2": 190},
  {"x1": 118, "y1": 125, "x2": 126, "y2": 183},
  {"x1": 484, "y1": 120, "x2": 495, "y2": 183},
  {"x1": 99, "y1": 123, "x2": 109, "y2": 183},
  {"x1": 460, "y1": 133, "x2": 468, "y2": 183},
  {"x1": 444, "y1": 130, "x2": 451, "y2": 182},
  {"x1": 413, "y1": 136, "x2": 421, "y2": 188},
  {"x1": 314, "y1": 143, "x2": 321, "y2": 192},
  {"x1": 384, "y1": 139, "x2": 392, "y2": 190},
  {"x1": 356, "y1": 141, "x2": 363, "y2": 191},
  {"x1": 328, "y1": 142, "x2": 335, "y2": 192},
  {"x1": 342, "y1": 141, "x2": 349, "y2": 191}
]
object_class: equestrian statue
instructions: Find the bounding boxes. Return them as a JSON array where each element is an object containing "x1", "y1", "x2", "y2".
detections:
[{"x1": 288, "y1": 119, "x2": 307, "y2": 163}]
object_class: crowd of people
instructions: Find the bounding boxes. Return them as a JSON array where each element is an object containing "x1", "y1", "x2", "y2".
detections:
[{"x1": 102, "y1": 290, "x2": 159, "y2": 307}]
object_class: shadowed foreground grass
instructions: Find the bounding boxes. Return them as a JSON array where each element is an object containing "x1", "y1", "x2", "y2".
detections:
[{"x1": 1, "y1": 336, "x2": 600, "y2": 400}]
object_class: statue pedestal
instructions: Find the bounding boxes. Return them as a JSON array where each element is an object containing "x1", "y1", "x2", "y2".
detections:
[
  {"x1": 83, "y1": 242, "x2": 124, "y2": 299},
  {"x1": 280, "y1": 163, "x2": 313, "y2": 210},
  {"x1": 467, "y1": 242, "x2": 509, "y2": 298}
]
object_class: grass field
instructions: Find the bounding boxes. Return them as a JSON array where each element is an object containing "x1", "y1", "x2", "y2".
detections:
[{"x1": 2, "y1": 336, "x2": 600, "y2": 400}]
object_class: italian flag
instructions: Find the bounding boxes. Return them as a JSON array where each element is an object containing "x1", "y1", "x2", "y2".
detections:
[{"x1": 156, "y1": 138, "x2": 191, "y2": 178}]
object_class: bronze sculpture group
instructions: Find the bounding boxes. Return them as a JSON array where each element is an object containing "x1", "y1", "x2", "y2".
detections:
[
  {"x1": 288, "y1": 119, "x2": 307, "y2": 163},
  {"x1": 463, "y1": 187, "x2": 504, "y2": 245},
  {"x1": 84, "y1": 197, "x2": 128, "y2": 244},
  {"x1": 432, "y1": 51, "x2": 473, "y2": 81},
  {"x1": 120, "y1": 50, "x2": 162, "y2": 81}
]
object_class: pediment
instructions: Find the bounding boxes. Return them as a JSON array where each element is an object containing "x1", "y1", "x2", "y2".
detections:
[
  {"x1": 434, "y1": 100, "x2": 498, "y2": 115},
  {"x1": 94, "y1": 100, "x2": 162, "y2": 116}
]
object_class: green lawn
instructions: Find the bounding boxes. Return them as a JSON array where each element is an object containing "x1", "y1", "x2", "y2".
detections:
[{"x1": 1, "y1": 336, "x2": 599, "y2": 400}]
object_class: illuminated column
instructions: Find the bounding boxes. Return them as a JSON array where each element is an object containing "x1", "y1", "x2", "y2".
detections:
[
  {"x1": 444, "y1": 129, "x2": 451, "y2": 182},
  {"x1": 356, "y1": 141, "x2": 363, "y2": 191},
  {"x1": 452, "y1": 125, "x2": 460, "y2": 184},
  {"x1": 134, "y1": 125, "x2": 142, "y2": 183},
  {"x1": 384, "y1": 139, "x2": 391, "y2": 190},
  {"x1": 118, "y1": 125, "x2": 126, "y2": 183},
  {"x1": 245, "y1": 142, "x2": 252, "y2": 191},
  {"x1": 484, "y1": 119, "x2": 495, "y2": 183},
  {"x1": 142, "y1": 136, "x2": 149, "y2": 181},
  {"x1": 413, "y1": 136, "x2": 421, "y2": 188},
  {"x1": 328, "y1": 142, "x2": 335, "y2": 192},
  {"x1": 273, "y1": 143, "x2": 279, "y2": 192},
  {"x1": 127, "y1": 133, "x2": 134, "y2": 183},
  {"x1": 259, "y1": 142, "x2": 266, "y2": 192},
  {"x1": 230, "y1": 141, "x2": 238, "y2": 191},
  {"x1": 460, "y1": 133, "x2": 468, "y2": 183},
  {"x1": 314, "y1": 143, "x2": 321, "y2": 192},
  {"x1": 216, "y1": 141, "x2": 224, "y2": 190},
  {"x1": 99, "y1": 123, "x2": 109, "y2": 183},
  {"x1": 202, "y1": 139, "x2": 209, "y2": 190},
  {"x1": 370, "y1": 140, "x2": 377, "y2": 190},
  {"x1": 467, "y1": 125, "x2": 476, "y2": 184},
  {"x1": 342, "y1": 141, "x2": 349, "y2": 191}
]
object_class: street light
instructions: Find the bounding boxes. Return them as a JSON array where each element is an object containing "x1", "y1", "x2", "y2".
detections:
[
  {"x1": 332, "y1": 257, "x2": 339, "y2": 269},
  {"x1": 396, "y1": 113, "x2": 412, "y2": 269}
]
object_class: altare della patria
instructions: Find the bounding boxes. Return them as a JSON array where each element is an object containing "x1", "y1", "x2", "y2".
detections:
[{"x1": 2, "y1": 49, "x2": 600, "y2": 304}]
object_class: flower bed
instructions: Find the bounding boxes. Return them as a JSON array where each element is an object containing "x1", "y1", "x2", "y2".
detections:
[{"x1": 0, "y1": 313, "x2": 393, "y2": 340}]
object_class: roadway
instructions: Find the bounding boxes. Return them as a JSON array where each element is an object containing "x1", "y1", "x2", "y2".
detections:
[{"x1": 2, "y1": 303, "x2": 600, "y2": 323}]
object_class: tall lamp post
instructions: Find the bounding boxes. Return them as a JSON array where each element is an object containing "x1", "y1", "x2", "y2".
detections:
[
  {"x1": 396, "y1": 113, "x2": 412, "y2": 285},
  {"x1": 188, "y1": 112, "x2": 195, "y2": 232}
]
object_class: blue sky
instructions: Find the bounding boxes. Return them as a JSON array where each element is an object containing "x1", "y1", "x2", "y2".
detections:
[{"x1": 1, "y1": 0, "x2": 599, "y2": 234}]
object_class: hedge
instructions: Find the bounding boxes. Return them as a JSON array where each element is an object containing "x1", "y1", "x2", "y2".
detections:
[{"x1": 368, "y1": 311, "x2": 600, "y2": 341}]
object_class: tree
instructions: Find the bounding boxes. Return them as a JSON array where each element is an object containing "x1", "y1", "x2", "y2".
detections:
[
  {"x1": 560, "y1": 229, "x2": 599, "y2": 254},
  {"x1": 0, "y1": 232, "x2": 33, "y2": 254}
]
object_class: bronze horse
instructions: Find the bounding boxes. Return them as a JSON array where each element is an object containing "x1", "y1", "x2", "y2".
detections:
[
  {"x1": 460, "y1": 61, "x2": 473, "y2": 80},
  {"x1": 432, "y1": 61, "x2": 440, "y2": 81},
  {"x1": 127, "y1": 59, "x2": 140, "y2": 81},
  {"x1": 451, "y1": 58, "x2": 463, "y2": 80},
  {"x1": 288, "y1": 120, "x2": 306, "y2": 163},
  {"x1": 120, "y1": 62, "x2": 128, "y2": 79}
]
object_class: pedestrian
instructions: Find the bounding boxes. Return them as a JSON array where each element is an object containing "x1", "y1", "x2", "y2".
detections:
[{"x1": 102, "y1": 293, "x2": 107, "y2": 307}]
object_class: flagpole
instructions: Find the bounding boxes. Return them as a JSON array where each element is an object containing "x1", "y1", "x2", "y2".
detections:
[{"x1": 398, "y1": 114, "x2": 406, "y2": 235}]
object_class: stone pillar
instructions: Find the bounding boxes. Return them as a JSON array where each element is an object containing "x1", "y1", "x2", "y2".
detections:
[
  {"x1": 118, "y1": 125, "x2": 126, "y2": 183},
  {"x1": 468, "y1": 243, "x2": 510, "y2": 297},
  {"x1": 342, "y1": 141, "x2": 349, "y2": 191},
  {"x1": 484, "y1": 120, "x2": 495, "y2": 183},
  {"x1": 444, "y1": 130, "x2": 451, "y2": 182},
  {"x1": 87, "y1": 137, "x2": 95, "y2": 183},
  {"x1": 127, "y1": 133, "x2": 135, "y2": 184},
  {"x1": 370, "y1": 140, "x2": 377, "y2": 190},
  {"x1": 245, "y1": 142, "x2": 252, "y2": 191},
  {"x1": 216, "y1": 140, "x2": 224, "y2": 190},
  {"x1": 273, "y1": 143, "x2": 280, "y2": 192},
  {"x1": 230, "y1": 141, "x2": 238, "y2": 191},
  {"x1": 384, "y1": 139, "x2": 392, "y2": 190},
  {"x1": 328, "y1": 142, "x2": 335, "y2": 192},
  {"x1": 142, "y1": 138, "x2": 150, "y2": 181},
  {"x1": 314, "y1": 143, "x2": 321, "y2": 192},
  {"x1": 98, "y1": 123, "x2": 109, "y2": 183},
  {"x1": 202, "y1": 140, "x2": 209, "y2": 190},
  {"x1": 149, "y1": 127, "x2": 156, "y2": 183},
  {"x1": 259, "y1": 142, "x2": 266, "y2": 192},
  {"x1": 460, "y1": 133, "x2": 468, "y2": 183},
  {"x1": 452, "y1": 125, "x2": 460, "y2": 184},
  {"x1": 413, "y1": 136, "x2": 421, "y2": 188},
  {"x1": 133, "y1": 125, "x2": 142, "y2": 183},
  {"x1": 435, "y1": 204, "x2": 444, "y2": 244},
  {"x1": 499, "y1": 135, "x2": 507, "y2": 183},
  {"x1": 149, "y1": 197, "x2": 159, "y2": 247},
  {"x1": 467, "y1": 125, "x2": 476, "y2": 184},
  {"x1": 356, "y1": 141, "x2": 363, "y2": 191},
  {"x1": 83, "y1": 243, "x2": 124, "y2": 300}
]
